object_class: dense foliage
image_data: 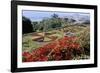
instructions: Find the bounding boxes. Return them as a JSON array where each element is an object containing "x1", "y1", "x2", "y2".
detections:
[
  {"x1": 23, "y1": 14, "x2": 77, "y2": 33},
  {"x1": 22, "y1": 16, "x2": 33, "y2": 34},
  {"x1": 22, "y1": 36, "x2": 82, "y2": 62}
]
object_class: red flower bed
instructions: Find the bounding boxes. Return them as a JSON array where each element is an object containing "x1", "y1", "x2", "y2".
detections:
[{"x1": 22, "y1": 36, "x2": 82, "y2": 62}]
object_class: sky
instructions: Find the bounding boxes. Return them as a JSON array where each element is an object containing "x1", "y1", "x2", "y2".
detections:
[{"x1": 22, "y1": 10, "x2": 90, "y2": 22}]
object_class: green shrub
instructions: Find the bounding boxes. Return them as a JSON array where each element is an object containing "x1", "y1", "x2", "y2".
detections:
[{"x1": 76, "y1": 27, "x2": 90, "y2": 55}]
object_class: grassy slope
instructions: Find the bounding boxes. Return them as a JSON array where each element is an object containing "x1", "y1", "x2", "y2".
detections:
[{"x1": 22, "y1": 24, "x2": 90, "y2": 54}]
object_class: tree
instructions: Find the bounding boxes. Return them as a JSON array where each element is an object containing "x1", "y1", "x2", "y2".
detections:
[
  {"x1": 51, "y1": 18, "x2": 61, "y2": 28},
  {"x1": 22, "y1": 16, "x2": 33, "y2": 34},
  {"x1": 70, "y1": 19, "x2": 76, "y2": 23},
  {"x1": 32, "y1": 22, "x2": 38, "y2": 32},
  {"x1": 82, "y1": 20, "x2": 90, "y2": 24},
  {"x1": 64, "y1": 18, "x2": 69, "y2": 22},
  {"x1": 51, "y1": 14, "x2": 62, "y2": 28},
  {"x1": 52, "y1": 13, "x2": 59, "y2": 19}
]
